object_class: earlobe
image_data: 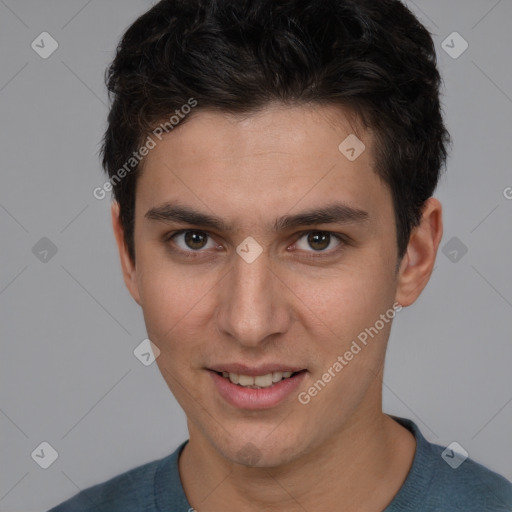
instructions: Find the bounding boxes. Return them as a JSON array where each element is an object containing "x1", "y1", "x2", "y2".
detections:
[
  {"x1": 395, "y1": 197, "x2": 443, "y2": 307},
  {"x1": 111, "y1": 202, "x2": 142, "y2": 306}
]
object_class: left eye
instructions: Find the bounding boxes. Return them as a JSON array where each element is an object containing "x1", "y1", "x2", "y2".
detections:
[{"x1": 294, "y1": 231, "x2": 343, "y2": 252}]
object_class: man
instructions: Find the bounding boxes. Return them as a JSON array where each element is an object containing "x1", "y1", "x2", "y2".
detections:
[{"x1": 49, "y1": 0, "x2": 512, "y2": 510}]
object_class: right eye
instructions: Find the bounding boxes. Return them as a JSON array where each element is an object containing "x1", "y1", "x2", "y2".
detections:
[{"x1": 164, "y1": 230, "x2": 220, "y2": 255}]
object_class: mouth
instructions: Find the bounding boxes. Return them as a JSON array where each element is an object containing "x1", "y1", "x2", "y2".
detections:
[
  {"x1": 214, "y1": 369, "x2": 307, "y2": 389},
  {"x1": 207, "y1": 366, "x2": 308, "y2": 410}
]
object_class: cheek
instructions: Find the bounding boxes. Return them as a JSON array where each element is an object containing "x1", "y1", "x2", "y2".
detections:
[
  {"x1": 135, "y1": 254, "x2": 214, "y2": 358},
  {"x1": 296, "y1": 257, "x2": 395, "y2": 337},
  {"x1": 137, "y1": 261, "x2": 214, "y2": 403},
  {"x1": 137, "y1": 246, "x2": 211, "y2": 320},
  {"x1": 294, "y1": 264, "x2": 396, "y2": 423},
  {"x1": 292, "y1": 254, "x2": 397, "y2": 402}
]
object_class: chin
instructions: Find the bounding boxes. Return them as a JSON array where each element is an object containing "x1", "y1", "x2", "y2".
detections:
[{"x1": 211, "y1": 427, "x2": 306, "y2": 468}]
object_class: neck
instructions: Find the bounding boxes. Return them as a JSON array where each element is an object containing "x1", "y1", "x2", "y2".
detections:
[{"x1": 179, "y1": 405, "x2": 416, "y2": 512}]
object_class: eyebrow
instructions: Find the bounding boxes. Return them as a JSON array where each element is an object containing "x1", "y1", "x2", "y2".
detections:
[{"x1": 144, "y1": 202, "x2": 369, "y2": 232}]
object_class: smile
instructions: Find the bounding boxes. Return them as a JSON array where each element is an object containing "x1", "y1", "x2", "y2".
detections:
[
  {"x1": 218, "y1": 370, "x2": 298, "y2": 389},
  {"x1": 208, "y1": 368, "x2": 308, "y2": 409}
]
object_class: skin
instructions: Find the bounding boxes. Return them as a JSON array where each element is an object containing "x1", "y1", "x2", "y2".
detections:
[{"x1": 112, "y1": 103, "x2": 443, "y2": 511}]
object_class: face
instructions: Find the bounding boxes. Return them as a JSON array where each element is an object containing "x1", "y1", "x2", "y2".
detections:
[{"x1": 114, "y1": 103, "x2": 430, "y2": 468}]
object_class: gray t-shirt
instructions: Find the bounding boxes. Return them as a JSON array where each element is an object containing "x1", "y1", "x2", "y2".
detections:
[{"x1": 48, "y1": 416, "x2": 512, "y2": 511}]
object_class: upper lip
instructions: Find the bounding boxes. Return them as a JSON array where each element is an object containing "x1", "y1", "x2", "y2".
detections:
[{"x1": 208, "y1": 364, "x2": 306, "y2": 376}]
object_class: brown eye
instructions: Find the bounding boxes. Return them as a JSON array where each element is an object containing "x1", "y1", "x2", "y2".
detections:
[
  {"x1": 293, "y1": 231, "x2": 345, "y2": 255},
  {"x1": 307, "y1": 232, "x2": 332, "y2": 251},
  {"x1": 166, "y1": 230, "x2": 217, "y2": 253},
  {"x1": 183, "y1": 231, "x2": 209, "y2": 250}
]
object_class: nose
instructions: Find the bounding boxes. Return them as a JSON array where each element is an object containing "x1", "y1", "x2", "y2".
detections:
[{"x1": 215, "y1": 251, "x2": 290, "y2": 348}]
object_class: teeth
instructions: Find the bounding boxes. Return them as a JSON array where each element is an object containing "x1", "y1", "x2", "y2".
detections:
[
  {"x1": 222, "y1": 371, "x2": 297, "y2": 388},
  {"x1": 238, "y1": 374, "x2": 254, "y2": 386},
  {"x1": 272, "y1": 371, "x2": 283, "y2": 382},
  {"x1": 254, "y1": 374, "x2": 273, "y2": 387}
]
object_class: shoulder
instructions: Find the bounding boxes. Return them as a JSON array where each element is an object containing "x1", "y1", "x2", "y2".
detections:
[
  {"x1": 427, "y1": 441, "x2": 512, "y2": 511},
  {"x1": 392, "y1": 415, "x2": 512, "y2": 512},
  {"x1": 46, "y1": 448, "x2": 179, "y2": 512}
]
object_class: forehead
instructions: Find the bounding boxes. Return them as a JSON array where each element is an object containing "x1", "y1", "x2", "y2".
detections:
[
  {"x1": 135, "y1": 103, "x2": 392, "y2": 230},
  {"x1": 144, "y1": 103, "x2": 367, "y2": 169}
]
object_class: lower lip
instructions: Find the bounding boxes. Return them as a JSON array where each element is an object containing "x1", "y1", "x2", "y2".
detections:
[{"x1": 209, "y1": 370, "x2": 307, "y2": 410}]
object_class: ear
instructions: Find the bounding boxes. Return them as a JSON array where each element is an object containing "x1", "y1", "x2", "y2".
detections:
[
  {"x1": 395, "y1": 197, "x2": 443, "y2": 307},
  {"x1": 111, "y1": 202, "x2": 141, "y2": 306}
]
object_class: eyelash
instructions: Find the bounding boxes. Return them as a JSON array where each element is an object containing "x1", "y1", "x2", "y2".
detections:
[{"x1": 163, "y1": 229, "x2": 349, "y2": 259}]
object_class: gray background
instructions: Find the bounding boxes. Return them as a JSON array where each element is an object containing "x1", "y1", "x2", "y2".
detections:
[{"x1": 0, "y1": 1, "x2": 511, "y2": 510}]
